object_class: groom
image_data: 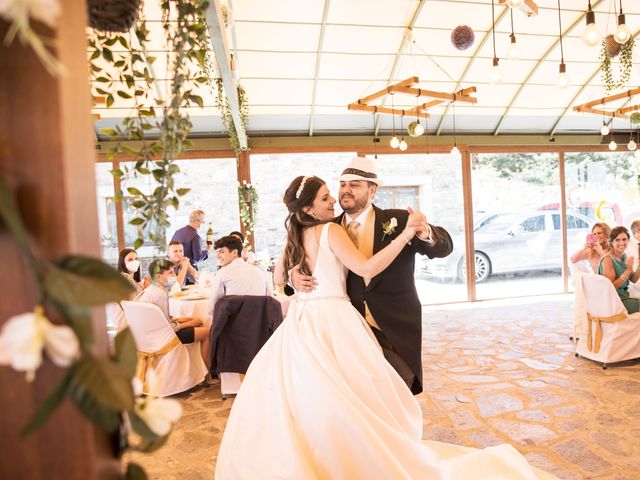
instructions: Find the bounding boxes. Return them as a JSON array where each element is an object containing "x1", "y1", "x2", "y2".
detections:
[{"x1": 292, "y1": 157, "x2": 452, "y2": 395}]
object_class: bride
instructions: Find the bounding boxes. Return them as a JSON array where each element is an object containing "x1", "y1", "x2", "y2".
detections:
[{"x1": 215, "y1": 175, "x2": 554, "y2": 479}]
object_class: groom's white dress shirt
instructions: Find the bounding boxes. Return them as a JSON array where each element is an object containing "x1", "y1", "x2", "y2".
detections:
[{"x1": 208, "y1": 258, "x2": 273, "y2": 318}]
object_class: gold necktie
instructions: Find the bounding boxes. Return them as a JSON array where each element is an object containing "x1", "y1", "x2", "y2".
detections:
[{"x1": 347, "y1": 220, "x2": 360, "y2": 248}]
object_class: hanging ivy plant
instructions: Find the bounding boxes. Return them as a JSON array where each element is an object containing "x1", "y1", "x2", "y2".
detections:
[
  {"x1": 90, "y1": 1, "x2": 213, "y2": 249},
  {"x1": 237, "y1": 182, "x2": 258, "y2": 242},
  {"x1": 215, "y1": 78, "x2": 250, "y2": 158},
  {"x1": 600, "y1": 37, "x2": 634, "y2": 93}
]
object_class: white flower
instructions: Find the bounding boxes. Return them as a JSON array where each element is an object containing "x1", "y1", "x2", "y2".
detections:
[
  {"x1": 135, "y1": 397, "x2": 182, "y2": 437},
  {"x1": 0, "y1": 0, "x2": 61, "y2": 28},
  {"x1": 389, "y1": 217, "x2": 398, "y2": 229},
  {"x1": 0, "y1": 307, "x2": 79, "y2": 381}
]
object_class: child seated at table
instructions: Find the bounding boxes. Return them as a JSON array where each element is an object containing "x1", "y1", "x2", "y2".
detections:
[{"x1": 137, "y1": 259, "x2": 211, "y2": 367}]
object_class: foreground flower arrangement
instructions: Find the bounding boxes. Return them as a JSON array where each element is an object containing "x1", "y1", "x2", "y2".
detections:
[
  {"x1": 0, "y1": 173, "x2": 181, "y2": 478},
  {"x1": 0, "y1": 0, "x2": 65, "y2": 75}
]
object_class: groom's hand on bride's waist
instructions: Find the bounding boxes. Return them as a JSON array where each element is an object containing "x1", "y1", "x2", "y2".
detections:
[{"x1": 290, "y1": 265, "x2": 318, "y2": 293}]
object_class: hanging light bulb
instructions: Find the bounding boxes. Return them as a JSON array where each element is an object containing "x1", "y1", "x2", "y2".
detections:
[
  {"x1": 508, "y1": 34, "x2": 519, "y2": 60},
  {"x1": 557, "y1": 62, "x2": 569, "y2": 89},
  {"x1": 628, "y1": 139, "x2": 637, "y2": 151},
  {"x1": 414, "y1": 121, "x2": 425, "y2": 136},
  {"x1": 390, "y1": 135, "x2": 400, "y2": 148},
  {"x1": 601, "y1": 122, "x2": 610, "y2": 136},
  {"x1": 399, "y1": 138, "x2": 408, "y2": 151},
  {"x1": 609, "y1": 140, "x2": 617, "y2": 150},
  {"x1": 582, "y1": 2, "x2": 600, "y2": 46},
  {"x1": 614, "y1": 5, "x2": 631, "y2": 44},
  {"x1": 491, "y1": 57, "x2": 503, "y2": 84},
  {"x1": 450, "y1": 145, "x2": 460, "y2": 156}
]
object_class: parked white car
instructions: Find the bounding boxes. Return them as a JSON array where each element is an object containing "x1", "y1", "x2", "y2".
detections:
[{"x1": 419, "y1": 210, "x2": 593, "y2": 283}]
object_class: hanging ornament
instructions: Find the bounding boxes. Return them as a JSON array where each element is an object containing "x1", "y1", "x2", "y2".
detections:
[
  {"x1": 604, "y1": 34, "x2": 622, "y2": 58},
  {"x1": 407, "y1": 121, "x2": 424, "y2": 137},
  {"x1": 631, "y1": 112, "x2": 640, "y2": 125},
  {"x1": 451, "y1": 25, "x2": 475, "y2": 51}
]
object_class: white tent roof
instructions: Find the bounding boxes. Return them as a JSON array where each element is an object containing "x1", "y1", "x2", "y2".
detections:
[{"x1": 93, "y1": 0, "x2": 640, "y2": 140}]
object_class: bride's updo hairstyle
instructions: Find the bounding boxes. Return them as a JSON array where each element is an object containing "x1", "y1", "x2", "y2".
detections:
[{"x1": 282, "y1": 175, "x2": 326, "y2": 281}]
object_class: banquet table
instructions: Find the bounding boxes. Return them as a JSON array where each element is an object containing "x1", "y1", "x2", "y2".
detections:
[{"x1": 169, "y1": 288, "x2": 211, "y2": 326}]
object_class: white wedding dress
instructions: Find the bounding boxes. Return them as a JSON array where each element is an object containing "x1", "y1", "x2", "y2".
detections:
[{"x1": 215, "y1": 224, "x2": 555, "y2": 480}]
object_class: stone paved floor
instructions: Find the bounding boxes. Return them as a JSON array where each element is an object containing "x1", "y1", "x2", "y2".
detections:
[{"x1": 129, "y1": 296, "x2": 640, "y2": 479}]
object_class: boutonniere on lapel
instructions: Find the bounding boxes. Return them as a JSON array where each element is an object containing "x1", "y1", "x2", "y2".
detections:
[{"x1": 381, "y1": 217, "x2": 398, "y2": 241}]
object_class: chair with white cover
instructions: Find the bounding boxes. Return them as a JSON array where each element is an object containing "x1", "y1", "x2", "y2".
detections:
[
  {"x1": 121, "y1": 300, "x2": 207, "y2": 397},
  {"x1": 569, "y1": 262, "x2": 589, "y2": 342},
  {"x1": 575, "y1": 274, "x2": 640, "y2": 368}
]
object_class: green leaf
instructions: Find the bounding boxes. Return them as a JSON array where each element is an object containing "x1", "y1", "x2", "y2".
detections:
[
  {"x1": 101, "y1": 128, "x2": 118, "y2": 137},
  {"x1": 74, "y1": 353, "x2": 134, "y2": 411},
  {"x1": 168, "y1": 196, "x2": 179, "y2": 210},
  {"x1": 117, "y1": 36, "x2": 128, "y2": 49},
  {"x1": 130, "y1": 200, "x2": 146, "y2": 209},
  {"x1": 129, "y1": 412, "x2": 170, "y2": 453},
  {"x1": 125, "y1": 463, "x2": 148, "y2": 480},
  {"x1": 44, "y1": 255, "x2": 134, "y2": 306},
  {"x1": 102, "y1": 47, "x2": 113, "y2": 62},
  {"x1": 117, "y1": 90, "x2": 132, "y2": 99},
  {"x1": 21, "y1": 367, "x2": 74, "y2": 436},
  {"x1": 53, "y1": 302, "x2": 95, "y2": 346},
  {"x1": 176, "y1": 188, "x2": 190, "y2": 196},
  {"x1": 106, "y1": 94, "x2": 114, "y2": 108},
  {"x1": 110, "y1": 168, "x2": 124, "y2": 178},
  {"x1": 114, "y1": 328, "x2": 138, "y2": 380},
  {"x1": 68, "y1": 379, "x2": 121, "y2": 432},
  {"x1": 129, "y1": 217, "x2": 144, "y2": 226},
  {"x1": 90, "y1": 49, "x2": 100, "y2": 60},
  {"x1": 95, "y1": 76, "x2": 109, "y2": 83},
  {"x1": 190, "y1": 95, "x2": 204, "y2": 108},
  {"x1": 133, "y1": 237, "x2": 144, "y2": 249},
  {"x1": 127, "y1": 187, "x2": 145, "y2": 196}
]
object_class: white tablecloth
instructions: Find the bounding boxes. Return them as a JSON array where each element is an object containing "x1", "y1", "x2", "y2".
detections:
[{"x1": 169, "y1": 295, "x2": 211, "y2": 326}]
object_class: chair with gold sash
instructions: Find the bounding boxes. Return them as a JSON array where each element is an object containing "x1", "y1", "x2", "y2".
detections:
[
  {"x1": 122, "y1": 301, "x2": 208, "y2": 396},
  {"x1": 569, "y1": 262, "x2": 589, "y2": 342},
  {"x1": 575, "y1": 274, "x2": 640, "y2": 368}
]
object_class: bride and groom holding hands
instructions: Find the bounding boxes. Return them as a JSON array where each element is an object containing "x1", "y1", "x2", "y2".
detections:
[{"x1": 215, "y1": 157, "x2": 555, "y2": 479}]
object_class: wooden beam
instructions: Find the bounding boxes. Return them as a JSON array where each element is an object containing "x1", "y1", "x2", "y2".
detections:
[
  {"x1": 460, "y1": 147, "x2": 476, "y2": 301},
  {"x1": 348, "y1": 103, "x2": 430, "y2": 119},
  {"x1": 236, "y1": 150, "x2": 254, "y2": 247},
  {"x1": 359, "y1": 77, "x2": 419, "y2": 105},
  {"x1": 390, "y1": 86, "x2": 478, "y2": 104},
  {"x1": 308, "y1": 0, "x2": 331, "y2": 137},
  {"x1": 204, "y1": 0, "x2": 248, "y2": 150}
]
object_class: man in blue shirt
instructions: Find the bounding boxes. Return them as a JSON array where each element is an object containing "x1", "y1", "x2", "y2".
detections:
[{"x1": 171, "y1": 209, "x2": 212, "y2": 267}]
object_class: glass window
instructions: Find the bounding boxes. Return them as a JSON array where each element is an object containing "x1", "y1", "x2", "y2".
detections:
[
  {"x1": 118, "y1": 157, "x2": 239, "y2": 269},
  {"x1": 521, "y1": 215, "x2": 545, "y2": 232},
  {"x1": 250, "y1": 152, "x2": 355, "y2": 264},
  {"x1": 471, "y1": 153, "x2": 562, "y2": 299},
  {"x1": 377, "y1": 186, "x2": 419, "y2": 210},
  {"x1": 95, "y1": 162, "x2": 118, "y2": 262}
]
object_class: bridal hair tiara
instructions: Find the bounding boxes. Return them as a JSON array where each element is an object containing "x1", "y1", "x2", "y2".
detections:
[{"x1": 296, "y1": 176, "x2": 309, "y2": 199}]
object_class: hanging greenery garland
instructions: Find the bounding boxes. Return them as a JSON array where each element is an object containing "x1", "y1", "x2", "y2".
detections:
[
  {"x1": 600, "y1": 36, "x2": 634, "y2": 93},
  {"x1": 215, "y1": 78, "x2": 250, "y2": 158},
  {"x1": 237, "y1": 182, "x2": 259, "y2": 243}
]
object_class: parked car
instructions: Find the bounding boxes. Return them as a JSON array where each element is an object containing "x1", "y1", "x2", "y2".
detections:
[{"x1": 419, "y1": 210, "x2": 593, "y2": 283}]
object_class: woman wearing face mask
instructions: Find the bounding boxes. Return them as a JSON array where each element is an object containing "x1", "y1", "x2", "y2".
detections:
[{"x1": 117, "y1": 248, "x2": 150, "y2": 293}]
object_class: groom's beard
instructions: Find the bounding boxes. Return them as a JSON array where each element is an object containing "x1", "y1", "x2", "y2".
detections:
[{"x1": 339, "y1": 195, "x2": 370, "y2": 215}]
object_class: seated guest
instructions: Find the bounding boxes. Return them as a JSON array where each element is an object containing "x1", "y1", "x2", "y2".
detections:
[
  {"x1": 167, "y1": 240, "x2": 198, "y2": 286},
  {"x1": 598, "y1": 226, "x2": 640, "y2": 314},
  {"x1": 117, "y1": 248, "x2": 150, "y2": 294},
  {"x1": 137, "y1": 259, "x2": 210, "y2": 366},
  {"x1": 207, "y1": 235, "x2": 273, "y2": 318},
  {"x1": 171, "y1": 209, "x2": 212, "y2": 267},
  {"x1": 570, "y1": 222, "x2": 611, "y2": 273},
  {"x1": 229, "y1": 231, "x2": 258, "y2": 266}
]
